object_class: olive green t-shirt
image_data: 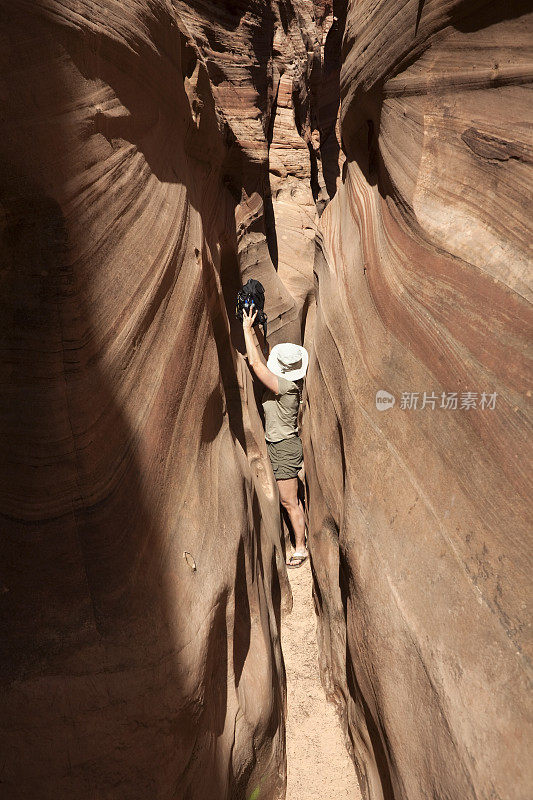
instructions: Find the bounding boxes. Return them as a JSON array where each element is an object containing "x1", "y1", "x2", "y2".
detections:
[{"x1": 262, "y1": 376, "x2": 300, "y2": 443}]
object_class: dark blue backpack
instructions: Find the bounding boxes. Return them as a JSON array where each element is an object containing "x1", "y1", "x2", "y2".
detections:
[{"x1": 236, "y1": 278, "x2": 268, "y2": 339}]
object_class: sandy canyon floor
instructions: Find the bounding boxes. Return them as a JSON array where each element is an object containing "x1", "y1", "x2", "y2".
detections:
[{"x1": 283, "y1": 560, "x2": 362, "y2": 800}]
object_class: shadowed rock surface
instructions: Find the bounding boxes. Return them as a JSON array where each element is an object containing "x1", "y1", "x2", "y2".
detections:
[
  {"x1": 0, "y1": 2, "x2": 320, "y2": 798},
  {"x1": 304, "y1": 1, "x2": 533, "y2": 799},
  {"x1": 1, "y1": 1, "x2": 531, "y2": 799}
]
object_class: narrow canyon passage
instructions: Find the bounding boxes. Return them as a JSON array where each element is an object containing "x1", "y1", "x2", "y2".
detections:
[
  {"x1": 283, "y1": 562, "x2": 361, "y2": 800},
  {"x1": 1, "y1": 2, "x2": 531, "y2": 799}
]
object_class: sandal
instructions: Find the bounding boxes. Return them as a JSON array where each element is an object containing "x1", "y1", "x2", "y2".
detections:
[{"x1": 286, "y1": 552, "x2": 308, "y2": 569}]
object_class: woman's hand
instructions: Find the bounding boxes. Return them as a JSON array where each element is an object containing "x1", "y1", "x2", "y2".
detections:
[
  {"x1": 242, "y1": 305, "x2": 258, "y2": 331},
  {"x1": 241, "y1": 304, "x2": 278, "y2": 391}
]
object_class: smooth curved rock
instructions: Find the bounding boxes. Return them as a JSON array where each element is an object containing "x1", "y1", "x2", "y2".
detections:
[
  {"x1": 0, "y1": 2, "x2": 321, "y2": 797},
  {"x1": 306, "y1": 1, "x2": 533, "y2": 799},
  {"x1": 3, "y1": 1, "x2": 531, "y2": 798}
]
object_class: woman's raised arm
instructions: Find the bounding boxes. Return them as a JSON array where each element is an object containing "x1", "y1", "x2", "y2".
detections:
[{"x1": 242, "y1": 307, "x2": 279, "y2": 393}]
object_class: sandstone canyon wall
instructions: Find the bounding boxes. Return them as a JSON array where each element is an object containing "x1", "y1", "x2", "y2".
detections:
[
  {"x1": 1, "y1": 1, "x2": 532, "y2": 799},
  {"x1": 0, "y1": 2, "x2": 323, "y2": 798},
  {"x1": 305, "y1": 1, "x2": 533, "y2": 799}
]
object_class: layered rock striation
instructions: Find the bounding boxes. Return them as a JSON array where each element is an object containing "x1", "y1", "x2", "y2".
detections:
[
  {"x1": 0, "y1": 2, "x2": 322, "y2": 798},
  {"x1": 2, "y1": 1, "x2": 531, "y2": 799},
  {"x1": 305, "y1": 1, "x2": 533, "y2": 799}
]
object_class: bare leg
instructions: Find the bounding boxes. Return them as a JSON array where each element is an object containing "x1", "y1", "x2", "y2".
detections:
[{"x1": 277, "y1": 477, "x2": 307, "y2": 558}]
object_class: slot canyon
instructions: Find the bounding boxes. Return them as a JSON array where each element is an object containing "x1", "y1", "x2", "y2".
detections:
[{"x1": 1, "y1": 1, "x2": 531, "y2": 799}]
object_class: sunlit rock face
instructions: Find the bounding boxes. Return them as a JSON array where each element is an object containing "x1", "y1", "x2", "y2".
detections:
[
  {"x1": 305, "y1": 1, "x2": 533, "y2": 799},
  {"x1": 0, "y1": 2, "x2": 326, "y2": 798},
  {"x1": 3, "y1": 0, "x2": 531, "y2": 798}
]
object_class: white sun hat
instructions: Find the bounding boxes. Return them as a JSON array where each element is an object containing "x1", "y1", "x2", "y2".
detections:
[{"x1": 267, "y1": 343, "x2": 309, "y2": 382}]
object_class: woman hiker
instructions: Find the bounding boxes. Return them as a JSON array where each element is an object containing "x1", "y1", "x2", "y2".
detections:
[{"x1": 242, "y1": 305, "x2": 309, "y2": 568}]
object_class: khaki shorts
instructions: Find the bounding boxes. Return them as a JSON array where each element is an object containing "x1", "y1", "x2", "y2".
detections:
[{"x1": 267, "y1": 436, "x2": 303, "y2": 480}]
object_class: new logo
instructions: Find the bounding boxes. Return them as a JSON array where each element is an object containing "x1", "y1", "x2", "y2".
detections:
[{"x1": 375, "y1": 390, "x2": 395, "y2": 411}]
